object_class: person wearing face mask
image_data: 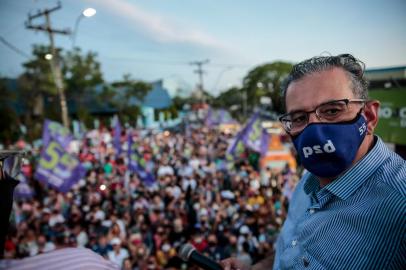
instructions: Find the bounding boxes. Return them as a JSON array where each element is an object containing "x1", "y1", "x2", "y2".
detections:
[{"x1": 221, "y1": 54, "x2": 406, "y2": 270}]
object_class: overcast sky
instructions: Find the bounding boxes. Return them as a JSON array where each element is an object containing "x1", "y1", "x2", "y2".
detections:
[{"x1": 1, "y1": 0, "x2": 405, "y2": 96}]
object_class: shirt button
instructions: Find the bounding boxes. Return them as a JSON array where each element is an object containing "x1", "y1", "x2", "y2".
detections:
[
  {"x1": 309, "y1": 209, "x2": 315, "y2": 214},
  {"x1": 291, "y1": 240, "x2": 297, "y2": 247},
  {"x1": 302, "y1": 257, "x2": 310, "y2": 267}
]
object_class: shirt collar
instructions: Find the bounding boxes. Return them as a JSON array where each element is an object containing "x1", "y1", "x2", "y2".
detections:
[{"x1": 304, "y1": 136, "x2": 390, "y2": 200}]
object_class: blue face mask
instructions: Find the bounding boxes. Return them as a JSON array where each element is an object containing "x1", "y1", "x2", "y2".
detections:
[{"x1": 292, "y1": 113, "x2": 367, "y2": 178}]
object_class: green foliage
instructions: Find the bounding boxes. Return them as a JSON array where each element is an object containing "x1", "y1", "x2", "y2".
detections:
[
  {"x1": 63, "y1": 47, "x2": 103, "y2": 100},
  {"x1": 111, "y1": 73, "x2": 151, "y2": 102},
  {"x1": 15, "y1": 45, "x2": 61, "y2": 139},
  {"x1": 212, "y1": 86, "x2": 245, "y2": 120},
  {"x1": 110, "y1": 74, "x2": 152, "y2": 124},
  {"x1": 172, "y1": 96, "x2": 192, "y2": 110},
  {"x1": 20, "y1": 45, "x2": 57, "y2": 95},
  {"x1": 212, "y1": 61, "x2": 293, "y2": 121},
  {"x1": 242, "y1": 61, "x2": 293, "y2": 113},
  {"x1": 212, "y1": 87, "x2": 243, "y2": 108},
  {"x1": 61, "y1": 48, "x2": 104, "y2": 127},
  {"x1": 8, "y1": 45, "x2": 105, "y2": 140}
]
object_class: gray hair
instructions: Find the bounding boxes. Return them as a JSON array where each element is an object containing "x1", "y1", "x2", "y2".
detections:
[{"x1": 281, "y1": 54, "x2": 369, "y2": 110}]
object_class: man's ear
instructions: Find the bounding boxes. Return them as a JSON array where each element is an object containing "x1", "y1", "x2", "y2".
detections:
[{"x1": 364, "y1": 100, "x2": 380, "y2": 134}]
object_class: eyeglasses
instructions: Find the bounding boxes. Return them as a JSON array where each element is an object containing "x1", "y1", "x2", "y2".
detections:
[
  {"x1": 279, "y1": 98, "x2": 366, "y2": 134},
  {"x1": 0, "y1": 150, "x2": 26, "y2": 179}
]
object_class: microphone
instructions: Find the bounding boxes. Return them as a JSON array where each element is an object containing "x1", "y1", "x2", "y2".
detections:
[{"x1": 178, "y1": 243, "x2": 223, "y2": 270}]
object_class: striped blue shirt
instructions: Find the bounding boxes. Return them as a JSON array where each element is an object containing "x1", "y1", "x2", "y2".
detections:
[{"x1": 273, "y1": 136, "x2": 406, "y2": 270}]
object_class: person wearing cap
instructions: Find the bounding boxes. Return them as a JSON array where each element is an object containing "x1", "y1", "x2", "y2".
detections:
[
  {"x1": 107, "y1": 237, "x2": 129, "y2": 268},
  {"x1": 221, "y1": 54, "x2": 406, "y2": 269}
]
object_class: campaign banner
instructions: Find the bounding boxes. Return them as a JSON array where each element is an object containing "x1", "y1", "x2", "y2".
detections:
[
  {"x1": 14, "y1": 174, "x2": 34, "y2": 199},
  {"x1": 127, "y1": 135, "x2": 155, "y2": 186},
  {"x1": 369, "y1": 90, "x2": 406, "y2": 145},
  {"x1": 34, "y1": 140, "x2": 86, "y2": 193},
  {"x1": 113, "y1": 117, "x2": 122, "y2": 155},
  {"x1": 227, "y1": 129, "x2": 246, "y2": 158},
  {"x1": 260, "y1": 128, "x2": 270, "y2": 157},
  {"x1": 242, "y1": 112, "x2": 263, "y2": 152},
  {"x1": 42, "y1": 119, "x2": 73, "y2": 150}
]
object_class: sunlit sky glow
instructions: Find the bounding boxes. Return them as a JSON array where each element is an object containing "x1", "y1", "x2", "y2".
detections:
[{"x1": 1, "y1": 0, "x2": 405, "y2": 96}]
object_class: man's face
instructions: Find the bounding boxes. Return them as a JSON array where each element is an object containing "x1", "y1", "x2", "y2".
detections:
[
  {"x1": 285, "y1": 67, "x2": 380, "y2": 177},
  {"x1": 285, "y1": 67, "x2": 355, "y2": 120}
]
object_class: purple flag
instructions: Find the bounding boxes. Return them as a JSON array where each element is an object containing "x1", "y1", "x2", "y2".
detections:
[
  {"x1": 206, "y1": 108, "x2": 236, "y2": 127},
  {"x1": 42, "y1": 119, "x2": 73, "y2": 150},
  {"x1": 34, "y1": 140, "x2": 86, "y2": 193},
  {"x1": 127, "y1": 135, "x2": 155, "y2": 186},
  {"x1": 218, "y1": 109, "x2": 236, "y2": 124},
  {"x1": 113, "y1": 117, "x2": 122, "y2": 155},
  {"x1": 227, "y1": 128, "x2": 246, "y2": 157},
  {"x1": 260, "y1": 128, "x2": 270, "y2": 157},
  {"x1": 242, "y1": 112, "x2": 263, "y2": 152},
  {"x1": 205, "y1": 108, "x2": 214, "y2": 127},
  {"x1": 14, "y1": 174, "x2": 34, "y2": 199}
]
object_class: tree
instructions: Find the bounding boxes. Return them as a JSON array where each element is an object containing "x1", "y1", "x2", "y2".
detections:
[
  {"x1": 212, "y1": 86, "x2": 245, "y2": 121},
  {"x1": 14, "y1": 45, "x2": 105, "y2": 139},
  {"x1": 62, "y1": 48, "x2": 104, "y2": 127},
  {"x1": 17, "y1": 45, "x2": 59, "y2": 140},
  {"x1": 110, "y1": 74, "x2": 152, "y2": 124},
  {"x1": 63, "y1": 47, "x2": 104, "y2": 111},
  {"x1": 242, "y1": 61, "x2": 293, "y2": 114}
]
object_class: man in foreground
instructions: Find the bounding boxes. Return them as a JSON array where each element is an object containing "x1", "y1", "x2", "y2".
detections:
[{"x1": 221, "y1": 54, "x2": 405, "y2": 269}]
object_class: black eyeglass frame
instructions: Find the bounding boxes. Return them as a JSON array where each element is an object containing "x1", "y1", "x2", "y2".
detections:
[{"x1": 278, "y1": 98, "x2": 367, "y2": 134}]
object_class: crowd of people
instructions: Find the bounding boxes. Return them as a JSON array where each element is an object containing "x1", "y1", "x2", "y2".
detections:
[{"x1": 3, "y1": 122, "x2": 300, "y2": 269}]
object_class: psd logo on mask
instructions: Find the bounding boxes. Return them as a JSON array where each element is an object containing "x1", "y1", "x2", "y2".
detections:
[{"x1": 302, "y1": 140, "x2": 336, "y2": 158}]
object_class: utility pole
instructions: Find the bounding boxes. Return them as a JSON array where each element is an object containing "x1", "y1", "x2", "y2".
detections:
[
  {"x1": 190, "y1": 59, "x2": 209, "y2": 103},
  {"x1": 25, "y1": 1, "x2": 71, "y2": 128}
]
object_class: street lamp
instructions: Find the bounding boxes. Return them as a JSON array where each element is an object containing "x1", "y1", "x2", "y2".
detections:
[
  {"x1": 71, "y1": 8, "x2": 96, "y2": 48},
  {"x1": 45, "y1": 53, "x2": 53, "y2": 60}
]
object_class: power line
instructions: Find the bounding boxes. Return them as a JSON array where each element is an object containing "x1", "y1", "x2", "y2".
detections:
[
  {"x1": 0, "y1": 36, "x2": 30, "y2": 59},
  {"x1": 190, "y1": 59, "x2": 209, "y2": 102}
]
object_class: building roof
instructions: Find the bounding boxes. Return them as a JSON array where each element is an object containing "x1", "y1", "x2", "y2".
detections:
[
  {"x1": 4, "y1": 78, "x2": 172, "y2": 116},
  {"x1": 116, "y1": 80, "x2": 172, "y2": 109},
  {"x1": 365, "y1": 66, "x2": 406, "y2": 81},
  {"x1": 143, "y1": 80, "x2": 172, "y2": 109}
]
